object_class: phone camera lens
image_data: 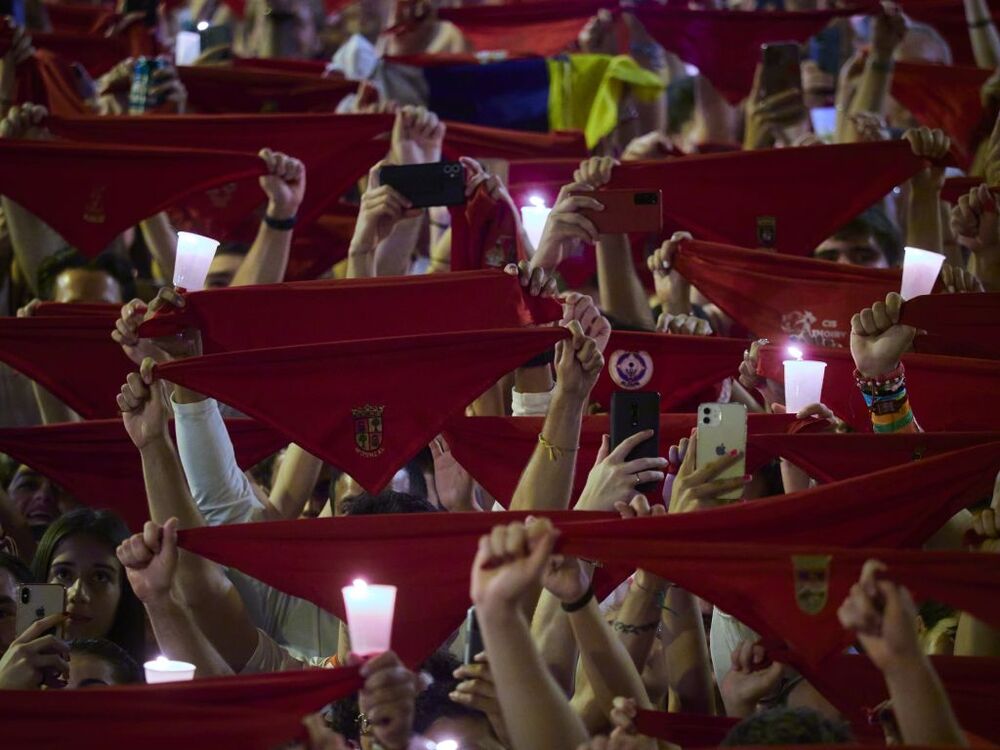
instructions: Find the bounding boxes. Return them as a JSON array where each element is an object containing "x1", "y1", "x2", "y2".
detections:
[
  {"x1": 20, "y1": 587, "x2": 29, "y2": 604},
  {"x1": 702, "y1": 417, "x2": 710, "y2": 424},
  {"x1": 702, "y1": 408, "x2": 711, "y2": 414}
]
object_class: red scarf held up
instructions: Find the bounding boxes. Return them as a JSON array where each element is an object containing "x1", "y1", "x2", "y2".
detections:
[
  {"x1": 0, "y1": 667, "x2": 362, "y2": 750},
  {"x1": 0, "y1": 418, "x2": 286, "y2": 532},
  {"x1": 0, "y1": 308, "x2": 130, "y2": 418},
  {"x1": 15, "y1": 50, "x2": 91, "y2": 116},
  {"x1": 441, "y1": 412, "x2": 795, "y2": 507},
  {"x1": 672, "y1": 240, "x2": 900, "y2": 346},
  {"x1": 898, "y1": 0, "x2": 1000, "y2": 67},
  {"x1": 448, "y1": 182, "x2": 529, "y2": 271},
  {"x1": 29, "y1": 30, "x2": 128, "y2": 77},
  {"x1": 757, "y1": 343, "x2": 1000, "y2": 432},
  {"x1": 941, "y1": 176, "x2": 985, "y2": 204},
  {"x1": 138, "y1": 270, "x2": 561, "y2": 352},
  {"x1": 634, "y1": 4, "x2": 876, "y2": 104},
  {"x1": 589, "y1": 332, "x2": 748, "y2": 413},
  {"x1": 901, "y1": 292, "x2": 1000, "y2": 359},
  {"x1": 178, "y1": 441, "x2": 1000, "y2": 666},
  {"x1": 155, "y1": 328, "x2": 568, "y2": 493},
  {"x1": 606, "y1": 142, "x2": 925, "y2": 256},
  {"x1": 0, "y1": 139, "x2": 265, "y2": 256},
  {"x1": 437, "y1": 0, "x2": 614, "y2": 55},
  {"x1": 891, "y1": 61, "x2": 991, "y2": 170},
  {"x1": 443, "y1": 121, "x2": 587, "y2": 161},
  {"x1": 177, "y1": 65, "x2": 358, "y2": 113}
]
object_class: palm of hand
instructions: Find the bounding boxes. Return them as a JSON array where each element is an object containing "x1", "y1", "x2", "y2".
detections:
[{"x1": 850, "y1": 325, "x2": 913, "y2": 377}]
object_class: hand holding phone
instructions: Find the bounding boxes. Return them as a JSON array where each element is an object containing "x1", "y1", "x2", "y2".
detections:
[
  {"x1": 694, "y1": 403, "x2": 747, "y2": 502},
  {"x1": 15, "y1": 584, "x2": 66, "y2": 639},
  {"x1": 464, "y1": 606, "x2": 483, "y2": 665},
  {"x1": 568, "y1": 188, "x2": 662, "y2": 236},
  {"x1": 610, "y1": 391, "x2": 662, "y2": 491},
  {"x1": 378, "y1": 162, "x2": 465, "y2": 208},
  {"x1": 759, "y1": 42, "x2": 803, "y2": 100}
]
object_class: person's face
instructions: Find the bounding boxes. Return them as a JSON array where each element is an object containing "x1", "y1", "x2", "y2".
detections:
[
  {"x1": 0, "y1": 569, "x2": 17, "y2": 654},
  {"x1": 8, "y1": 466, "x2": 60, "y2": 531},
  {"x1": 205, "y1": 254, "x2": 243, "y2": 289},
  {"x1": 813, "y1": 235, "x2": 889, "y2": 268},
  {"x1": 48, "y1": 534, "x2": 123, "y2": 641},
  {"x1": 424, "y1": 715, "x2": 505, "y2": 750},
  {"x1": 53, "y1": 269, "x2": 122, "y2": 304},
  {"x1": 66, "y1": 651, "x2": 121, "y2": 688}
]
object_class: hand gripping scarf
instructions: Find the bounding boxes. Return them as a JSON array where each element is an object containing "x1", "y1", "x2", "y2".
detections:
[
  {"x1": 633, "y1": 4, "x2": 876, "y2": 104},
  {"x1": 942, "y1": 176, "x2": 985, "y2": 204},
  {"x1": 0, "y1": 308, "x2": 131, "y2": 418},
  {"x1": 177, "y1": 65, "x2": 358, "y2": 114},
  {"x1": 437, "y1": 0, "x2": 614, "y2": 56},
  {"x1": 757, "y1": 343, "x2": 1000, "y2": 431},
  {"x1": 901, "y1": 292, "x2": 1000, "y2": 359},
  {"x1": 605, "y1": 141, "x2": 925, "y2": 256},
  {"x1": 29, "y1": 30, "x2": 128, "y2": 77},
  {"x1": 0, "y1": 418, "x2": 286, "y2": 531},
  {"x1": 898, "y1": 0, "x2": 1000, "y2": 67},
  {"x1": 448, "y1": 182, "x2": 529, "y2": 271},
  {"x1": 0, "y1": 139, "x2": 265, "y2": 256},
  {"x1": 633, "y1": 711, "x2": 739, "y2": 747},
  {"x1": 891, "y1": 61, "x2": 992, "y2": 170},
  {"x1": 0, "y1": 667, "x2": 363, "y2": 750},
  {"x1": 672, "y1": 240, "x2": 900, "y2": 345},
  {"x1": 441, "y1": 412, "x2": 796, "y2": 507},
  {"x1": 15, "y1": 49, "x2": 90, "y2": 116},
  {"x1": 155, "y1": 328, "x2": 569, "y2": 493},
  {"x1": 590, "y1": 332, "x2": 749, "y2": 413},
  {"x1": 138, "y1": 270, "x2": 561, "y2": 352},
  {"x1": 177, "y1": 441, "x2": 1000, "y2": 665}
]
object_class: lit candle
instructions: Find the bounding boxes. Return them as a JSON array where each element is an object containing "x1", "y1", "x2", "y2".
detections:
[
  {"x1": 436, "y1": 741, "x2": 459, "y2": 750},
  {"x1": 519, "y1": 195, "x2": 551, "y2": 250},
  {"x1": 143, "y1": 655, "x2": 196, "y2": 684},
  {"x1": 173, "y1": 231, "x2": 220, "y2": 291},
  {"x1": 342, "y1": 578, "x2": 397, "y2": 656},
  {"x1": 175, "y1": 31, "x2": 202, "y2": 66},
  {"x1": 900, "y1": 246, "x2": 944, "y2": 301},
  {"x1": 782, "y1": 346, "x2": 827, "y2": 413}
]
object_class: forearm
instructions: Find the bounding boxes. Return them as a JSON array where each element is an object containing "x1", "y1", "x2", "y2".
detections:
[
  {"x1": 138, "y1": 212, "x2": 178, "y2": 282},
  {"x1": 268, "y1": 443, "x2": 323, "y2": 519},
  {"x1": 1, "y1": 197, "x2": 66, "y2": 295},
  {"x1": 374, "y1": 215, "x2": 423, "y2": 276},
  {"x1": 612, "y1": 574, "x2": 665, "y2": 675},
  {"x1": 906, "y1": 186, "x2": 944, "y2": 254},
  {"x1": 965, "y1": 0, "x2": 1000, "y2": 68},
  {"x1": 780, "y1": 459, "x2": 814, "y2": 494},
  {"x1": 530, "y1": 589, "x2": 579, "y2": 695},
  {"x1": 955, "y1": 612, "x2": 1000, "y2": 657},
  {"x1": 230, "y1": 222, "x2": 291, "y2": 287},
  {"x1": 856, "y1": 368, "x2": 921, "y2": 434},
  {"x1": 31, "y1": 382, "x2": 80, "y2": 425},
  {"x1": 969, "y1": 252, "x2": 1000, "y2": 292},
  {"x1": 347, "y1": 246, "x2": 375, "y2": 279},
  {"x1": 660, "y1": 586, "x2": 715, "y2": 715},
  {"x1": 510, "y1": 389, "x2": 585, "y2": 511},
  {"x1": 883, "y1": 656, "x2": 967, "y2": 746},
  {"x1": 142, "y1": 592, "x2": 235, "y2": 677},
  {"x1": 512, "y1": 365, "x2": 555, "y2": 417},
  {"x1": 596, "y1": 234, "x2": 655, "y2": 330},
  {"x1": 479, "y1": 605, "x2": 588, "y2": 750},
  {"x1": 843, "y1": 59, "x2": 893, "y2": 141}
]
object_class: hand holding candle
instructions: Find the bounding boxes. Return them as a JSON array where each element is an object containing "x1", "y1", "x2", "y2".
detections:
[
  {"x1": 900, "y1": 246, "x2": 944, "y2": 301},
  {"x1": 342, "y1": 578, "x2": 397, "y2": 655},
  {"x1": 783, "y1": 345, "x2": 827, "y2": 413},
  {"x1": 173, "y1": 232, "x2": 220, "y2": 292}
]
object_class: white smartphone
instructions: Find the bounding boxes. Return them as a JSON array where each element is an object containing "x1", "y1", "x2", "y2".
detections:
[
  {"x1": 15, "y1": 584, "x2": 66, "y2": 639},
  {"x1": 696, "y1": 402, "x2": 748, "y2": 502}
]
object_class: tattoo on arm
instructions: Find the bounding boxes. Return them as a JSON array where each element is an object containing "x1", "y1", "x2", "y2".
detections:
[{"x1": 611, "y1": 619, "x2": 660, "y2": 636}]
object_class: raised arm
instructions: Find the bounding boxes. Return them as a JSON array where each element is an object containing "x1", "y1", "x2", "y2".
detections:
[
  {"x1": 955, "y1": 477, "x2": 1000, "y2": 657},
  {"x1": 348, "y1": 163, "x2": 417, "y2": 280},
  {"x1": 964, "y1": 0, "x2": 1000, "y2": 68},
  {"x1": 951, "y1": 182, "x2": 1000, "y2": 292},
  {"x1": 903, "y1": 128, "x2": 951, "y2": 258},
  {"x1": 843, "y1": 4, "x2": 905, "y2": 143}
]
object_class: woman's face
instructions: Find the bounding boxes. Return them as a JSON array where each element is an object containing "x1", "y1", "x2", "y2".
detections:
[{"x1": 48, "y1": 534, "x2": 123, "y2": 641}]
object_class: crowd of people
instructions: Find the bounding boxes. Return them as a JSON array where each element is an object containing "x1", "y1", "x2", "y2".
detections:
[{"x1": 0, "y1": 0, "x2": 999, "y2": 748}]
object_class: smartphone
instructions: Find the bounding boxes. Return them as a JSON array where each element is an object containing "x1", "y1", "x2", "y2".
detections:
[
  {"x1": 124, "y1": 0, "x2": 157, "y2": 27},
  {"x1": 379, "y1": 162, "x2": 466, "y2": 208},
  {"x1": 199, "y1": 24, "x2": 234, "y2": 52},
  {"x1": 695, "y1": 402, "x2": 747, "y2": 502},
  {"x1": 610, "y1": 391, "x2": 661, "y2": 491},
  {"x1": 15, "y1": 584, "x2": 66, "y2": 639},
  {"x1": 464, "y1": 606, "x2": 483, "y2": 665},
  {"x1": 569, "y1": 189, "x2": 663, "y2": 236},
  {"x1": 759, "y1": 42, "x2": 802, "y2": 100}
]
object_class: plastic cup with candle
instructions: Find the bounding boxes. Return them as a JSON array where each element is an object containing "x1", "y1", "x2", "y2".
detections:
[
  {"x1": 174, "y1": 31, "x2": 201, "y2": 66},
  {"x1": 900, "y1": 246, "x2": 944, "y2": 301},
  {"x1": 519, "y1": 195, "x2": 550, "y2": 250},
  {"x1": 783, "y1": 346, "x2": 827, "y2": 413},
  {"x1": 342, "y1": 578, "x2": 397, "y2": 656},
  {"x1": 144, "y1": 655, "x2": 196, "y2": 683},
  {"x1": 173, "y1": 231, "x2": 220, "y2": 292}
]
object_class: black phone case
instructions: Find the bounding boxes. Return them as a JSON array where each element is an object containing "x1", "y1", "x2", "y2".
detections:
[
  {"x1": 464, "y1": 607, "x2": 484, "y2": 665},
  {"x1": 379, "y1": 162, "x2": 466, "y2": 208},
  {"x1": 610, "y1": 391, "x2": 661, "y2": 491}
]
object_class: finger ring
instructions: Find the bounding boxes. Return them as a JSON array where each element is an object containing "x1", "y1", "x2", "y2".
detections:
[{"x1": 633, "y1": 474, "x2": 642, "y2": 485}]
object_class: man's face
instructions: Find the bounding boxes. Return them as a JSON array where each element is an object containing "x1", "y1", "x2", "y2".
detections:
[
  {"x1": 205, "y1": 254, "x2": 243, "y2": 289},
  {"x1": 8, "y1": 466, "x2": 60, "y2": 531},
  {"x1": 66, "y1": 652, "x2": 120, "y2": 688},
  {"x1": 0, "y1": 569, "x2": 17, "y2": 654},
  {"x1": 53, "y1": 269, "x2": 122, "y2": 304},
  {"x1": 813, "y1": 234, "x2": 889, "y2": 268}
]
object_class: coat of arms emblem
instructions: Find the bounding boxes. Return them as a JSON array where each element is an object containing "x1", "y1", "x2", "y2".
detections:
[{"x1": 353, "y1": 404, "x2": 384, "y2": 458}]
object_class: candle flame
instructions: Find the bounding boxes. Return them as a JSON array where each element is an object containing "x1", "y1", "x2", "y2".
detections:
[
  {"x1": 787, "y1": 346, "x2": 804, "y2": 361},
  {"x1": 352, "y1": 578, "x2": 368, "y2": 591},
  {"x1": 436, "y1": 741, "x2": 459, "y2": 750},
  {"x1": 528, "y1": 195, "x2": 546, "y2": 208},
  {"x1": 196, "y1": 20, "x2": 210, "y2": 30},
  {"x1": 156, "y1": 655, "x2": 169, "y2": 664}
]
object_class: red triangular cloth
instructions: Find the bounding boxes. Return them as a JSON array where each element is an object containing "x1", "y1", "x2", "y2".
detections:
[
  {"x1": 605, "y1": 141, "x2": 925, "y2": 255},
  {"x1": 0, "y1": 418, "x2": 285, "y2": 531},
  {"x1": 0, "y1": 667, "x2": 362, "y2": 750},
  {"x1": 438, "y1": 0, "x2": 614, "y2": 55},
  {"x1": 891, "y1": 61, "x2": 992, "y2": 170},
  {"x1": 448, "y1": 182, "x2": 530, "y2": 271},
  {"x1": 633, "y1": 710, "x2": 738, "y2": 747},
  {"x1": 155, "y1": 328, "x2": 568, "y2": 492},
  {"x1": 634, "y1": 4, "x2": 876, "y2": 104},
  {"x1": 177, "y1": 65, "x2": 358, "y2": 114},
  {"x1": 15, "y1": 49, "x2": 91, "y2": 116},
  {"x1": 902, "y1": 292, "x2": 1000, "y2": 359},
  {"x1": 757, "y1": 343, "x2": 1000, "y2": 431},
  {"x1": 441, "y1": 412, "x2": 795, "y2": 507},
  {"x1": 0, "y1": 139, "x2": 264, "y2": 256},
  {"x1": 28, "y1": 30, "x2": 128, "y2": 77},
  {"x1": 138, "y1": 270, "x2": 561, "y2": 352}
]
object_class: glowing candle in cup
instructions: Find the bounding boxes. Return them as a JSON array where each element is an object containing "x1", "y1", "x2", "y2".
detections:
[
  {"x1": 144, "y1": 655, "x2": 196, "y2": 683},
  {"x1": 342, "y1": 578, "x2": 397, "y2": 656},
  {"x1": 173, "y1": 231, "x2": 220, "y2": 292},
  {"x1": 520, "y1": 195, "x2": 550, "y2": 250},
  {"x1": 900, "y1": 246, "x2": 944, "y2": 301},
  {"x1": 783, "y1": 345, "x2": 827, "y2": 413}
]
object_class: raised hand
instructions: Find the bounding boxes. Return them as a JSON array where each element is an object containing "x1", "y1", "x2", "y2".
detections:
[
  {"x1": 258, "y1": 148, "x2": 306, "y2": 221},
  {"x1": 353, "y1": 650, "x2": 424, "y2": 750},
  {"x1": 561, "y1": 291, "x2": 612, "y2": 353},
  {"x1": 470, "y1": 518, "x2": 559, "y2": 614},
  {"x1": 871, "y1": 2, "x2": 907, "y2": 61},
  {"x1": 720, "y1": 640, "x2": 784, "y2": 717},
  {"x1": 451, "y1": 655, "x2": 511, "y2": 746},
  {"x1": 647, "y1": 231, "x2": 693, "y2": 316},
  {"x1": 669, "y1": 431, "x2": 747, "y2": 513},
  {"x1": 0, "y1": 103, "x2": 50, "y2": 140},
  {"x1": 744, "y1": 64, "x2": 806, "y2": 151},
  {"x1": 576, "y1": 432, "x2": 668, "y2": 511},
  {"x1": 656, "y1": 312, "x2": 712, "y2": 336},
  {"x1": 578, "y1": 9, "x2": 617, "y2": 55},
  {"x1": 939, "y1": 263, "x2": 984, "y2": 293},
  {"x1": 950, "y1": 184, "x2": 999, "y2": 258},
  {"x1": 391, "y1": 105, "x2": 445, "y2": 165},
  {"x1": 111, "y1": 287, "x2": 201, "y2": 365},
  {"x1": 532, "y1": 182, "x2": 603, "y2": 271},
  {"x1": 115, "y1": 518, "x2": 180, "y2": 605},
  {"x1": 622, "y1": 131, "x2": 678, "y2": 162},
  {"x1": 554, "y1": 319, "x2": 605, "y2": 400},
  {"x1": 573, "y1": 156, "x2": 617, "y2": 189},
  {"x1": 849, "y1": 292, "x2": 915, "y2": 378},
  {"x1": 117, "y1": 358, "x2": 167, "y2": 450},
  {"x1": 351, "y1": 162, "x2": 418, "y2": 253},
  {"x1": 903, "y1": 127, "x2": 950, "y2": 193},
  {"x1": 0, "y1": 613, "x2": 70, "y2": 689},
  {"x1": 541, "y1": 552, "x2": 593, "y2": 604},
  {"x1": 149, "y1": 59, "x2": 188, "y2": 114},
  {"x1": 504, "y1": 260, "x2": 559, "y2": 298}
]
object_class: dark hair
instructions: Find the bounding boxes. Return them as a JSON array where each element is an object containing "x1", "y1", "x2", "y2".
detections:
[
  {"x1": 341, "y1": 490, "x2": 438, "y2": 516},
  {"x1": 31, "y1": 509, "x2": 145, "y2": 663},
  {"x1": 413, "y1": 650, "x2": 488, "y2": 734},
  {"x1": 831, "y1": 205, "x2": 902, "y2": 267},
  {"x1": 722, "y1": 707, "x2": 854, "y2": 746},
  {"x1": 0, "y1": 550, "x2": 34, "y2": 584},
  {"x1": 36, "y1": 247, "x2": 137, "y2": 302},
  {"x1": 68, "y1": 637, "x2": 144, "y2": 685}
]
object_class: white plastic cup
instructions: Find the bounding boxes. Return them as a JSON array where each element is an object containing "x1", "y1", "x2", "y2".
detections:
[
  {"x1": 783, "y1": 359, "x2": 827, "y2": 413},
  {"x1": 900, "y1": 246, "x2": 944, "y2": 301},
  {"x1": 173, "y1": 231, "x2": 220, "y2": 291},
  {"x1": 520, "y1": 199, "x2": 551, "y2": 250},
  {"x1": 174, "y1": 31, "x2": 202, "y2": 66},
  {"x1": 342, "y1": 580, "x2": 397, "y2": 656},
  {"x1": 144, "y1": 656, "x2": 196, "y2": 683}
]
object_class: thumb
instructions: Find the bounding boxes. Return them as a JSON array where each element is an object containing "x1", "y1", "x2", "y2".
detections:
[
  {"x1": 161, "y1": 517, "x2": 179, "y2": 559},
  {"x1": 526, "y1": 525, "x2": 560, "y2": 577},
  {"x1": 140, "y1": 356, "x2": 157, "y2": 385},
  {"x1": 565, "y1": 319, "x2": 585, "y2": 348}
]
